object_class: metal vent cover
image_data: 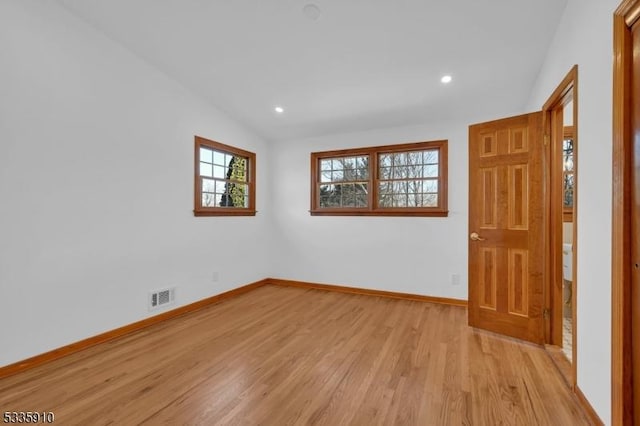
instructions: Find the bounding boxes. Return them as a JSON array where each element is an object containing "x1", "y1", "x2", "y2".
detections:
[{"x1": 149, "y1": 288, "x2": 175, "y2": 310}]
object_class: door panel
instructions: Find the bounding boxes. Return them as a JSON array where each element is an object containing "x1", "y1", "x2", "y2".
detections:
[
  {"x1": 479, "y1": 247, "x2": 497, "y2": 309},
  {"x1": 469, "y1": 112, "x2": 544, "y2": 344}
]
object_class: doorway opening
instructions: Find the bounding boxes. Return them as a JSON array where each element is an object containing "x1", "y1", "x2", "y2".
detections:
[
  {"x1": 561, "y1": 105, "x2": 575, "y2": 362},
  {"x1": 542, "y1": 66, "x2": 578, "y2": 385}
]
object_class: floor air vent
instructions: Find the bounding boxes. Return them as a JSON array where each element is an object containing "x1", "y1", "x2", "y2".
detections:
[{"x1": 149, "y1": 288, "x2": 175, "y2": 311}]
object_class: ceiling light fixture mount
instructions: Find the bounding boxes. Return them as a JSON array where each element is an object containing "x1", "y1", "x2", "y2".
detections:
[
  {"x1": 274, "y1": 106, "x2": 284, "y2": 114},
  {"x1": 441, "y1": 75, "x2": 453, "y2": 84},
  {"x1": 303, "y1": 4, "x2": 322, "y2": 21}
]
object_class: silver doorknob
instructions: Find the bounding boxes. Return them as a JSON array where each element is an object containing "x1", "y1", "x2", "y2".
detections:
[{"x1": 470, "y1": 232, "x2": 486, "y2": 241}]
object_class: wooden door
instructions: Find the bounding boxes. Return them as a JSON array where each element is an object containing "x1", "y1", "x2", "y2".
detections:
[
  {"x1": 468, "y1": 112, "x2": 544, "y2": 344},
  {"x1": 632, "y1": 17, "x2": 640, "y2": 426}
]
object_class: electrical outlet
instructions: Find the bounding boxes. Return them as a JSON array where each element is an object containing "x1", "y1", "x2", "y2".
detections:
[
  {"x1": 451, "y1": 274, "x2": 461, "y2": 286},
  {"x1": 212, "y1": 271, "x2": 219, "y2": 282}
]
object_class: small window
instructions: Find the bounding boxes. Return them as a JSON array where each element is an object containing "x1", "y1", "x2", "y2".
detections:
[
  {"x1": 194, "y1": 136, "x2": 256, "y2": 216},
  {"x1": 310, "y1": 140, "x2": 448, "y2": 216}
]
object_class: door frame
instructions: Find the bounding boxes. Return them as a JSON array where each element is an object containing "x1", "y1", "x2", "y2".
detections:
[
  {"x1": 612, "y1": 1, "x2": 639, "y2": 424},
  {"x1": 541, "y1": 66, "x2": 578, "y2": 386}
]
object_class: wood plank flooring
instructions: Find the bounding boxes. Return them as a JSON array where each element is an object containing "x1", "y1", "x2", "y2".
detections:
[{"x1": 0, "y1": 285, "x2": 591, "y2": 425}]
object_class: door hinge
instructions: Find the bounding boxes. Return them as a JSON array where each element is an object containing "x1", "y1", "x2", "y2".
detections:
[
  {"x1": 543, "y1": 134, "x2": 550, "y2": 146},
  {"x1": 543, "y1": 308, "x2": 551, "y2": 319}
]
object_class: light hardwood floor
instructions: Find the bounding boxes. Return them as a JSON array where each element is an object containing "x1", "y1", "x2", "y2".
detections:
[{"x1": 0, "y1": 285, "x2": 591, "y2": 425}]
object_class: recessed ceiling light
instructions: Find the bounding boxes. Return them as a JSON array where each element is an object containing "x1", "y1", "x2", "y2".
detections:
[
  {"x1": 303, "y1": 4, "x2": 322, "y2": 21},
  {"x1": 274, "y1": 106, "x2": 284, "y2": 114},
  {"x1": 441, "y1": 75, "x2": 453, "y2": 84}
]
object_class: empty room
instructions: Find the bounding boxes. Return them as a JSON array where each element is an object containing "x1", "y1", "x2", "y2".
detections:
[{"x1": 0, "y1": 0, "x2": 636, "y2": 425}]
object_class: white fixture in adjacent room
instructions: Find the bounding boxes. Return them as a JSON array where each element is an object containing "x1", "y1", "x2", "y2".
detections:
[{"x1": 562, "y1": 243, "x2": 572, "y2": 281}]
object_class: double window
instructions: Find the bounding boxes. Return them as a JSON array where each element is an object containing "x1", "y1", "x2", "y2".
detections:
[
  {"x1": 194, "y1": 136, "x2": 256, "y2": 216},
  {"x1": 310, "y1": 140, "x2": 448, "y2": 216}
]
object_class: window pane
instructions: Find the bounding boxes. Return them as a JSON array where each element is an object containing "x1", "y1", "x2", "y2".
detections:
[
  {"x1": 202, "y1": 178, "x2": 215, "y2": 193},
  {"x1": 356, "y1": 192, "x2": 368, "y2": 207},
  {"x1": 319, "y1": 196, "x2": 335, "y2": 208},
  {"x1": 424, "y1": 150, "x2": 438, "y2": 164},
  {"x1": 393, "y1": 152, "x2": 408, "y2": 166},
  {"x1": 213, "y1": 165, "x2": 226, "y2": 179},
  {"x1": 321, "y1": 159, "x2": 332, "y2": 172},
  {"x1": 423, "y1": 164, "x2": 438, "y2": 178},
  {"x1": 423, "y1": 194, "x2": 438, "y2": 207},
  {"x1": 342, "y1": 192, "x2": 355, "y2": 207},
  {"x1": 319, "y1": 184, "x2": 337, "y2": 208},
  {"x1": 356, "y1": 167, "x2": 369, "y2": 180},
  {"x1": 424, "y1": 180, "x2": 438, "y2": 193},
  {"x1": 393, "y1": 194, "x2": 408, "y2": 207},
  {"x1": 200, "y1": 162, "x2": 213, "y2": 177},
  {"x1": 202, "y1": 193, "x2": 217, "y2": 207},
  {"x1": 407, "y1": 151, "x2": 422, "y2": 164},
  {"x1": 379, "y1": 166, "x2": 392, "y2": 179},
  {"x1": 393, "y1": 181, "x2": 408, "y2": 194},
  {"x1": 564, "y1": 173, "x2": 574, "y2": 207},
  {"x1": 342, "y1": 157, "x2": 355, "y2": 168},
  {"x1": 407, "y1": 165, "x2": 423, "y2": 178},
  {"x1": 200, "y1": 148, "x2": 213, "y2": 164},
  {"x1": 213, "y1": 151, "x2": 226, "y2": 166},
  {"x1": 563, "y1": 139, "x2": 574, "y2": 172},
  {"x1": 393, "y1": 166, "x2": 408, "y2": 179},
  {"x1": 407, "y1": 180, "x2": 423, "y2": 193}
]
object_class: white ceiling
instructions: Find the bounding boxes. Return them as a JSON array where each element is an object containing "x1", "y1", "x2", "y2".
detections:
[{"x1": 57, "y1": 0, "x2": 568, "y2": 141}]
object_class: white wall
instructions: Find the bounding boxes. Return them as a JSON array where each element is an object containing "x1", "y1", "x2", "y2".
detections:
[
  {"x1": 525, "y1": 0, "x2": 619, "y2": 422},
  {"x1": 270, "y1": 119, "x2": 480, "y2": 300},
  {"x1": 0, "y1": 1, "x2": 274, "y2": 367}
]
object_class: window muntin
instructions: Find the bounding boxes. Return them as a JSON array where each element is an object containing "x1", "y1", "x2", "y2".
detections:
[
  {"x1": 194, "y1": 136, "x2": 256, "y2": 216},
  {"x1": 310, "y1": 140, "x2": 448, "y2": 216}
]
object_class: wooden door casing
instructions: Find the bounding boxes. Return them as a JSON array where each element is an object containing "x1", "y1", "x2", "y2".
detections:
[
  {"x1": 612, "y1": 2, "x2": 640, "y2": 423},
  {"x1": 469, "y1": 112, "x2": 545, "y2": 344},
  {"x1": 632, "y1": 18, "x2": 640, "y2": 426}
]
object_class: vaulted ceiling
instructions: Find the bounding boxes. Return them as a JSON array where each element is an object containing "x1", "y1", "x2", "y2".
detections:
[{"x1": 57, "y1": 0, "x2": 568, "y2": 141}]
